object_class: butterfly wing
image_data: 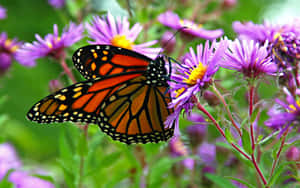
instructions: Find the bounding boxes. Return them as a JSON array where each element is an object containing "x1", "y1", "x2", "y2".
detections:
[
  {"x1": 98, "y1": 76, "x2": 174, "y2": 144},
  {"x1": 27, "y1": 72, "x2": 143, "y2": 125},
  {"x1": 27, "y1": 73, "x2": 174, "y2": 144},
  {"x1": 72, "y1": 45, "x2": 151, "y2": 79}
]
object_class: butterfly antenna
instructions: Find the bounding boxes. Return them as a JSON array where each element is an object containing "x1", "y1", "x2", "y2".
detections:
[{"x1": 157, "y1": 26, "x2": 188, "y2": 57}]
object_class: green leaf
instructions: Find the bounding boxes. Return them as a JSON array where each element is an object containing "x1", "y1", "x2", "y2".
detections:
[
  {"x1": 225, "y1": 127, "x2": 234, "y2": 143},
  {"x1": 77, "y1": 132, "x2": 88, "y2": 157},
  {"x1": 225, "y1": 176, "x2": 256, "y2": 188},
  {"x1": 241, "y1": 128, "x2": 252, "y2": 155},
  {"x1": 65, "y1": 0, "x2": 80, "y2": 18},
  {"x1": 0, "y1": 170, "x2": 14, "y2": 188},
  {"x1": 250, "y1": 107, "x2": 259, "y2": 123},
  {"x1": 57, "y1": 159, "x2": 76, "y2": 188},
  {"x1": 205, "y1": 174, "x2": 236, "y2": 188},
  {"x1": 149, "y1": 157, "x2": 185, "y2": 188},
  {"x1": 268, "y1": 161, "x2": 295, "y2": 186}
]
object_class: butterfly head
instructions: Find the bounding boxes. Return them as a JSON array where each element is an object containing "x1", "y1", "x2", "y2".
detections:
[{"x1": 145, "y1": 55, "x2": 169, "y2": 86}]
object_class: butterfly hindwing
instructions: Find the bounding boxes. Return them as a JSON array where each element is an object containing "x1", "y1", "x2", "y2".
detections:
[
  {"x1": 97, "y1": 76, "x2": 174, "y2": 144},
  {"x1": 72, "y1": 45, "x2": 150, "y2": 80}
]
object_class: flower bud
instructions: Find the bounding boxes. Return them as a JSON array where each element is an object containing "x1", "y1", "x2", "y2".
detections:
[
  {"x1": 203, "y1": 90, "x2": 220, "y2": 106},
  {"x1": 48, "y1": 79, "x2": 63, "y2": 93},
  {"x1": 221, "y1": 0, "x2": 237, "y2": 9},
  {"x1": 286, "y1": 146, "x2": 300, "y2": 161},
  {"x1": 160, "y1": 31, "x2": 176, "y2": 54}
]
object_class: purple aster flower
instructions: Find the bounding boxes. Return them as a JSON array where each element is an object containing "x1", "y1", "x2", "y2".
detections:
[
  {"x1": 265, "y1": 88, "x2": 300, "y2": 131},
  {"x1": 86, "y1": 12, "x2": 161, "y2": 59},
  {"x1": 158, "y1": 11, "x2": 223, "y2": 40},
  {"x1": 165, "y1": 39, "x2": 228, "y2": 134},
  {"x1": 169, "y1": 137, "x2": 194, "y2": 170},
  {"x1": 16, "y1": 22, "x2": 84, "y2": 67},
  {"x1": 0, "y1": 143, "x2": 22, "y2": 180},
  {"x1": 233, "y1": 21, "x2": 280, "y2": 44},
  {"x1": 170, "y1": 39, "x2": 228, "y2": 107},
  {"x1": 9, "y1": 171, "x2": 54, "y2": 188},
  {"x1": 0, "y1": 32, "x2": 22, "y2": 74},
  {"x1": 48, "y1": 0, "x2": 65, "y2": 9},
  {"x1": 198, "y1": 142, "x2": 216, "y2": 166},
  {"x1": 219, "y1": 39, "x2": 277, "y2": 79},
  {"x1": 186, "y1": 113, "x2": 207, "y2": 147},
  {"x1": 0, "y1": 5, "x2": 6, "y2": 19},
  {"x1": 273, "y1": 31, "x2": 300, "y2": 59}
]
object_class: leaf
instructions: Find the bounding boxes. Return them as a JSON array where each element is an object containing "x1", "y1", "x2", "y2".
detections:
[
  {"x1": 57, "y1": 159, "x2": 76, "y2": 188},
  {"x1": 205, "y1": 173, "x2": 236, "y2": 188},
  {"x1": 149, "y1": 157, "x2": 185, "y2": 188},
  {"x1": 268, "y1": 161, "x2": 295, "y2": 186},
  {"x1": 0, "y1": 170, "x2": 14, "y2": 188},
  {"x1": 77, "y1": 132, "x2": 88, "y2": 157},
  {"x1": 225, "y1": 127, "x2": 234, "y2": 143},
  {"x1": 241, "y1": 128, "x2": 252, "y2": 155},
  {"x1": 225, "y1": 176, "x2": 256, "y2": 188},
  {"x1": 250, "y1": 107, "x2": 259, "y2": 123}
]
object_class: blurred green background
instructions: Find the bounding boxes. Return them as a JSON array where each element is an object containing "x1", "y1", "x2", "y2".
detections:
[{"x1": 1, "y1": 0, "x2": 300, "y2": 187}]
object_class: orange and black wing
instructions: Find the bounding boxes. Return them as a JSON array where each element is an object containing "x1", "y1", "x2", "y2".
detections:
[
  {"x1": 27, "y1": 72, "x2": 143, "y2": 125},
  {"x1": 72, "y1": 45, "x2": 151, "y2": 80},
  {"x1": 97, "y1": 76, "x2": 174, "y2": 144}
]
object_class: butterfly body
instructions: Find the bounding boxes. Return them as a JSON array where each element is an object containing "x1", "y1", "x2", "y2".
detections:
[{"x1": 27, "y1": 45, "x2": 174, "y2": 144}]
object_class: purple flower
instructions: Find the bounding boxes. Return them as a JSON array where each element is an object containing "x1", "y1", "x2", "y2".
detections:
[
  {"x1": 0, "y1": 143, "x2": 22, "y2": 180},
  {"x1": 158, "y1": 11, "x2": 223, "y2": 40},
  {"x1": 0, "y1": 32, "x2": 22, "y2": 74},
  {"x1": 265, "y1": 89, "x2": 300, "y2": 130},
  {"x1": 48, "y1": 0, "x2": 65, "y2": 9},
  {"x1": 170, "y1": 39, "x2": 228, "y2": 107},
  {"x1": 9, "y1": 171, "x2": 54, "y2": 188},
  {"x1": 219, "y1": 39, "x2": 277, "y2": 79},
  {"x1": 186, "y1": 113, "x2": 207, "y2": 146},
  {"x1": 16, "y1": 22, "x2": 84, "y2": 67},
  {"x1": 86, "y1": 12, "x2": 161, "y2": 59},
  {"x1": 169, "y1": 137, "x2": 194, "y2": 170},
  {"x1": 198, "y1": 142, "x2": 216, "y2": 166},
  {"x1": 233, "y1": 21, "x2": 280, "y2": 44},
  {"x1": 0, "y1": 5, "x2": 6, "y2": 19},
  {"x1": 165, "y1": 39, "x2": 227, "y2": 134},
  {"x1": 273, "y1": 31, "x2": 300, "y2": 59},
  {"x1": 286, "y1": 146, "x2": 300, "y2": 161}
]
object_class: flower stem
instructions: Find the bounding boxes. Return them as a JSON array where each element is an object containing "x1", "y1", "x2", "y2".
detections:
[
  {"x1": 269, "y1": 128, "x2": 289, "y2": 180},
  {"x1": 60, "y1": 58, "x2": 77, "y2": 83},
  {"x1": 212, "y1": 85, "x2": 242, "y2": 137},
  {"x1": 78, "y1": 124, "x2": 89, "y2": 188},
  {"x1": 251, "y1": 153, "x2": 267, "y2": 186},
  {"x1": 248, "y1": 84, "x2": 255, "y2": 151},
  {"x1": 196, "y1": 100, "x2": 251, "y2": 160}
]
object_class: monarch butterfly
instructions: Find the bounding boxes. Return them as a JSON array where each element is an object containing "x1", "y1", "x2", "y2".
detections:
[{"x1": 27, "y1": 45, "x2": 175, "y2": 144}]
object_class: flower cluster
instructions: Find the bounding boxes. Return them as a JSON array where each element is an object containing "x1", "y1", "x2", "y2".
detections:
[
  {"x1": 0, "y1": 143, "x2": 54, "y2": 187},
  {"x1": 16, "y1": 22, "x2": 84, "y2": 67},
  {"x1": 0, "y1": 32, "x2": 23, "y2": 74}
]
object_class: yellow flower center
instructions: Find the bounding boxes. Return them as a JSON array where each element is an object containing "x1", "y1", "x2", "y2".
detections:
[
  {"x1": 175, "y1": 87, "x2": 186, "y2": 98},
  {"x1": 179, "y1": 19, "x2": 202, "y2": 30},
  {"x1": 4, "y1": 39, "x2": 19, "y2": 52},
  {"x1": 288, "y1": 99, "x2": 300, "y2": 113},
  {"x1": 111, "y1": 35, "x2": 133, "y2": 50},
  {"x1": 46, "y1": 37, "x2": 61, "y2": 49},
  {"x1": 184, "y1": 61, "x2": 207, "y2": 85}
]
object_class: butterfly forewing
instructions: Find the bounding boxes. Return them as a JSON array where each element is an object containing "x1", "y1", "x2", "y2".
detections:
[
  {"x1": 72, "y1": 45, "x2": 150, "y2": 80},
  {"x1": 27, "y1": 72, "x2": 144, "y2": 125}
]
